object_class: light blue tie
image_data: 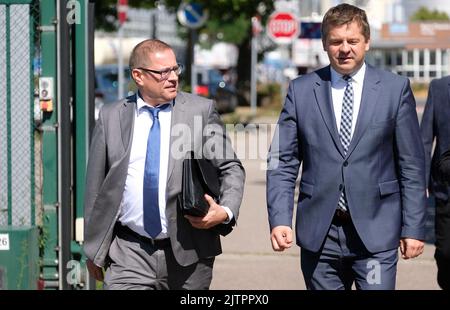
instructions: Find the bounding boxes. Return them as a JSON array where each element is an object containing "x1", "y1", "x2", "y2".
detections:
[
  {"x1": 338, "y1": 75, "x2": 353, "y2": 212},
  {"x1": 142, "y1": 104, "x2": 169, "y2": 238}
]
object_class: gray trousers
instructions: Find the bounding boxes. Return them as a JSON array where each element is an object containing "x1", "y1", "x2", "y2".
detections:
[{"x1": 103, "y1": 227, "x2": 215, "y2": 290}]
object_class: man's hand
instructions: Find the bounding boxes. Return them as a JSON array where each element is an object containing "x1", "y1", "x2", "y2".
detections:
[
  {"x1": 270, "y1": 226, "x2": 293, "y2": 252},
  {"x1": 185, "y1": 194, "x2": 228, "y2": 229},
  {"x1": 399, "y1": 238, "x2": 424, "y2": 259},
  {"x1": 86, "y1": 259, "x2": 104, "y2": 281}
]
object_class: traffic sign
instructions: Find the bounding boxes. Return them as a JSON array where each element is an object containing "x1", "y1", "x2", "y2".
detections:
[
  {"x1": 267, "y1": 11, "x2": 299, "y2": 44},
  {"x1": 177, "y1": 2, "x2": 208, "y2": 29},
  {"x1": 117, "y1": 0, "x2": 128, "y2": 25}
]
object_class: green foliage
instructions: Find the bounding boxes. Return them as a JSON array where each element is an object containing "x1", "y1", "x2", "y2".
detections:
[
  {"x1": 257, "y1": 83, "x2": 282, "y2": 108},
  {"x1": 411, "y1": 82, "x2": 430, "y2": 99},
  {"x1": 202, "y1": 14, "x2": 249, "y2": 46},
  {"x1": 37, "y1": 224, "x2": 49, "y2": 260},
  {"x1": 410, "y1": 6, "x2": 450, "y2": 21},
  {"x1": 165, "y1": 0, "x2": 273, "y2": 45}
]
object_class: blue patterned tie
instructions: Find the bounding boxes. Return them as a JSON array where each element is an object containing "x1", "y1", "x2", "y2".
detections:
[
  {"x1": 142, "y1": 104, "x2": 170, "y2": 238},
  {"x1": 338, "y1": 75, "x2": 353, "y2": 212}
]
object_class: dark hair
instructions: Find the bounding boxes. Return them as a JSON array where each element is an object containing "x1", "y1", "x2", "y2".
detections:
[
  {"x1": 129, "y1": 39, "x2": 174, "y2": 69},
  {"x1": 321, "y1": 3, "x2": 370, "y2": 42}
]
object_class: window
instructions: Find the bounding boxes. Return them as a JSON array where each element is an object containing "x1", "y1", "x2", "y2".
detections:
[
  {"x1": 396, "y1": 52, "x2": 402, "y2": 65},
  {"x1": 442, "y1": 50, "x2": 449, "y2": 66},
  {"x1": 430, "y1": 50, "x2": 436, "y2": 65},
  {"x1": 407, "y1": 51, "x2": 414, "y2": 65},
  {"x1": 385, "y1": 52, "x2": 392, "y2": 66}
]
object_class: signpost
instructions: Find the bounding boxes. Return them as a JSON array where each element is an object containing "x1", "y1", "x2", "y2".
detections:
[
  {"x1": 267, "y1": 11, "x2": 299, "y2": 44},
  {"x1": 177, "y1": 3, "x2": 208, "y2": 93},
  {"x1": 250, "y1": 16, "x2": 262, "y2": 116},
  {"x1": 117, "y1": 0, "x2": 128, "y2": 100},
  {"x1": 117, "y1": 0, "x2": 128, "y2": 25}
]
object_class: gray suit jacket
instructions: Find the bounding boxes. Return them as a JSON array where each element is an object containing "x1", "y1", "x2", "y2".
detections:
[
  {"x1": 267, "y1": 64, "x2": 426, "y2": 253},
  {"x1": 84, "y1": 92, "x2": 245, "y2": 267}
]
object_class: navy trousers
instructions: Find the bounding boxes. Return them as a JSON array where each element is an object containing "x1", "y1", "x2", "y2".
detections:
[{"x1": 301, "y1": 214, "x2": 398, "y2": 290}]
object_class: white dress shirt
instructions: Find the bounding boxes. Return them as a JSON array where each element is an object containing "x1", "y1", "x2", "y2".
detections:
[
  {"x1": 330, "y1": 63, "x2": 366, "y2": 139},
  {"x1": 118, "y1": 95, "x2": 172, "y2": 239},
  {"x1": 118, "y1": 94, "x2": 233, "y2": 239}
]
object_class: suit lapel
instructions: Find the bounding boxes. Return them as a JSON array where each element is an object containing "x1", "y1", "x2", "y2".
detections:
[
  {"x1": 119, "y1": 94, "x2": 136, "y2": 153},
  {"x1": 166, "y1": 92, "x2": 186, "y2": 183},
  {"x1": 314, "y1": 66, "x2": 345, "y2": 158},
  {"x1": 346, "y1": 65, "x2": 381, "y2": 157}
]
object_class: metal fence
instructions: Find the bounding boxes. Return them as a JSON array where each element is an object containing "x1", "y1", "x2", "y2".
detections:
[{"x1": 0, "y1": 0, "x2": 36, "y2": 227}]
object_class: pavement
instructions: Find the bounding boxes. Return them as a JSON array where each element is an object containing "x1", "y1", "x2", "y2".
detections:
[{"x1": 210, "y1": 101, "x2": 441, "y2": 290}]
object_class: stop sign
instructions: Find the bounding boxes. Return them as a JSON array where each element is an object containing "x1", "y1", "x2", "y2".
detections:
[
  {"x1": 267, "y1": 12, "x2": 299, "y2": 44},
  {"x1": 117, "y1": 0, "x2": 128, "y2": 25}
]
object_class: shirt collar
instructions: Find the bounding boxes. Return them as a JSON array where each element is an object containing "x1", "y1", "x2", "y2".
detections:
[
  {"x1": 330, "y1": 62, "x2": 366, "y2": 85},
  {"x1": 136, "y1": 91, "x2": 173, "y2": 113}
]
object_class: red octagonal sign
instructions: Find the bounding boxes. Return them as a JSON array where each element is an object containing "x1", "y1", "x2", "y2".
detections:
[{"x1": 267, "y1": 11, "x2": 299, "y2": 44}]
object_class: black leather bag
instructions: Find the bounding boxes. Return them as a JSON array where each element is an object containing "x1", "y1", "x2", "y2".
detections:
[{"x1": 179, "y1": 153, "x2": 220, "y2": 217}]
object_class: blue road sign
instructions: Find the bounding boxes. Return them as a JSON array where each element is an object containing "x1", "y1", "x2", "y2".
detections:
[{"x1": 177, "y1": 2, "x2": 208, "y2": 29}]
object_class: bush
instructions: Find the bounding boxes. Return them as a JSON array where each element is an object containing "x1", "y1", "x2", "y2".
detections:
[
  {"x1": 411, "y1": 82, "x2": 429, "y2": 99},
  {"x1": 257, "y1": 83, "x2": 282, "y2": 107}
]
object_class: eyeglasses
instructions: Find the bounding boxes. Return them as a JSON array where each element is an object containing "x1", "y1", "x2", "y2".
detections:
[{"x1": 137, "y1": 64, "x2": 183, "y2": 81}]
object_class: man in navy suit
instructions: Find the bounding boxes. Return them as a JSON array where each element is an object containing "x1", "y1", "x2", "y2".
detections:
[
  {"x1": 267, "y1": 3, "x2": 426, "y2": 290},
  {"x1": 439, "y1": 148, "x2": 450, "y2": 183},
  {"x1": 421, "y1": 77, "x2": 450, "y2": 290}
]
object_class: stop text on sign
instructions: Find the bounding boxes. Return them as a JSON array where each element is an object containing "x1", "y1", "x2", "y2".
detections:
[{"x1": 267, "y1": 11, "x2": 300, "y2": 44}]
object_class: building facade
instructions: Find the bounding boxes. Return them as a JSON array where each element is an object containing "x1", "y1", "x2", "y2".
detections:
[{"x1": 368, "y1": 23, "x2": 450, "y2": 82}]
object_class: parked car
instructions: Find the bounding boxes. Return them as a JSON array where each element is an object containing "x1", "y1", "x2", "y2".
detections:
[
  {"x1": 194, "y1": 67, "x2": 238, "y2": 113},
  {"x1": 94, "y1": 64, "x2": 134, "y2": 119}
]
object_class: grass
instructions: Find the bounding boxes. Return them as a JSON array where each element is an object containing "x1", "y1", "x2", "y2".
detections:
[{"x1": 221, "y1": 101, "x2": 283, "y2": 125}]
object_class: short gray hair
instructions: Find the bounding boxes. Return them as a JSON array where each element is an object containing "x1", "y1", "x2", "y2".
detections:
[{"x1": 129, "y1": 39, "x2": 174, "y2": 69}]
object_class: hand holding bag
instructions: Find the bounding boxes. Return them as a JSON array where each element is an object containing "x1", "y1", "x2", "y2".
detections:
[{"x1": 179, "y1": 152, "x2": 220, "y2": 217}]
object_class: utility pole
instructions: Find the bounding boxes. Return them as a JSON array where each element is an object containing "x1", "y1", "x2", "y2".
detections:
[
  {"x1": 251, "y1": 16, "x2": 262, "y2": 116},
  {"x1": 117, "y1": 0, "x2": 128, "y2": 100}
]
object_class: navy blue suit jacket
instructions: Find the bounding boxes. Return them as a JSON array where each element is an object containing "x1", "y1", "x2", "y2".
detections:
[
  {"x1": 439, "y1": 148, "x2": 450, "y2": 182},
  {"x1": 267, "y1": 64, "x2": 427, "y2": 253},
  {"x1": 421, "y1": 75, "x2": 450, "y2": 201}
]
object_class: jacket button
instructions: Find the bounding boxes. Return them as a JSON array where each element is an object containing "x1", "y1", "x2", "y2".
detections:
[
  {"x1": 339, "y1": 184, "x2": 344, "y2": 191},
  {"x1": 343, "y1": 161, "x2": 348, "y2": 167}
]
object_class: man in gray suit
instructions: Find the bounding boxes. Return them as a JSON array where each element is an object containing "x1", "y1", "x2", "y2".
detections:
[
  {"x1": 84, "y1": 39, "x2": 245, "y2": 289},
  {"x1": 267, "y1": 4, "x2": 426, "y2": 290}
]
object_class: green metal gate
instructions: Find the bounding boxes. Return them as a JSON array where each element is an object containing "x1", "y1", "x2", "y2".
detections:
[
  {"x1": 0, "y1": 0, "x2": 39, "y2": 289},
  {"x1": 1, "y1": 0, "x2": 95, "y2": 290}
]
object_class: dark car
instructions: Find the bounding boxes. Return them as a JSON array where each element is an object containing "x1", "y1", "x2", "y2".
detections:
[
  {"x1": 94, "y1": 64, "x2": 134, "y2": 119},
  {"x1": 194, "y1": 67, "x2": 238, "y2": 113}
]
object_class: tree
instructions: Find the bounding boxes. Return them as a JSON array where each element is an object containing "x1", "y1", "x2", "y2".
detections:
[
  {"x1": 410, "y1": 6, "x2": 449, "y2": 21},
  {"x1": 94, "y1": 0, "x2": 275, "y2": 99},
  {"x1": 164, "y1": 1, "x2": 274, "y2": 96}
]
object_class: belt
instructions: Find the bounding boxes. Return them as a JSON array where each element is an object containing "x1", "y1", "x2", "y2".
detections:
[
  {"x1": 333, "y1": 209, "x2": 351, "y2": 223},
  {"x1": 115, "y1": 224, "x2": 171, "y2": 249}
]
